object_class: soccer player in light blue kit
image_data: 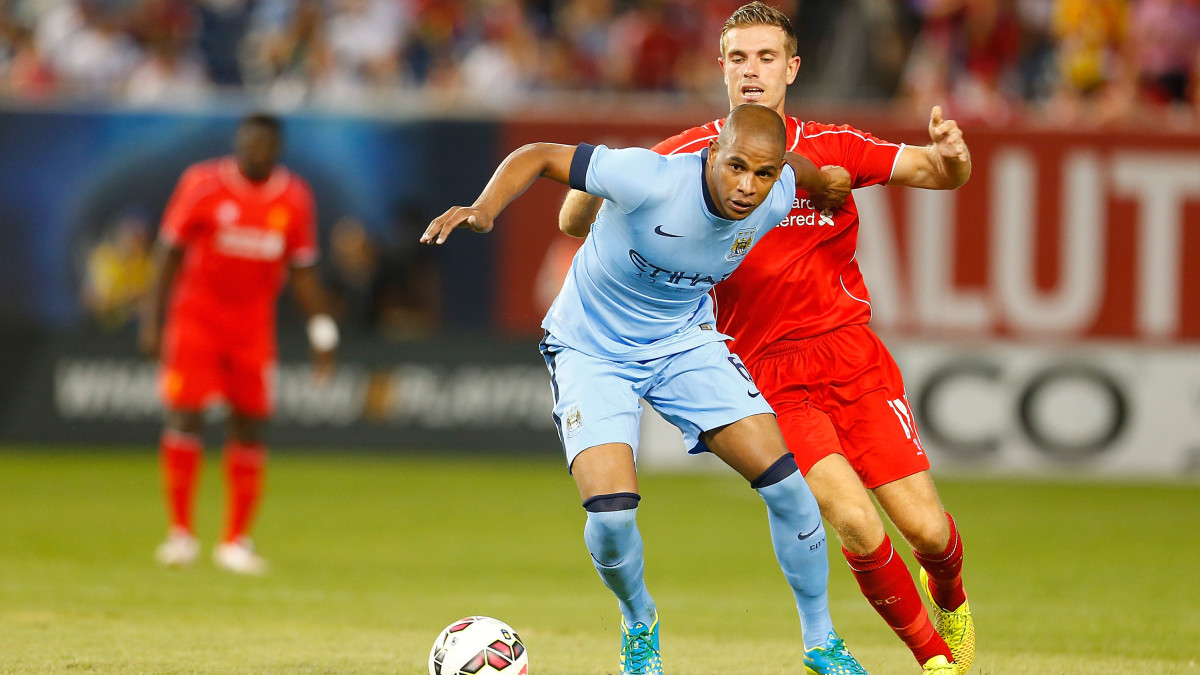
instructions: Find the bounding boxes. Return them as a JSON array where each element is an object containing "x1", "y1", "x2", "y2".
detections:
[{"x1": 422, "y1": 104, "x2": 864, "y2": 675}]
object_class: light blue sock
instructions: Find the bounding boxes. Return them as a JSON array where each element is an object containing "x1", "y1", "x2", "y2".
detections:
[
  {"x1": 583, "y1": 508, "x2": 656, "y2": 627},
  {"x1": 756, "y1": 470, "x2": 833, "y2": 649}
]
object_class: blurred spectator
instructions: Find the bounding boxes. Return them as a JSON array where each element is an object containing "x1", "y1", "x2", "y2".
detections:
[
  {"x1": 457, "y1": 0, "x2": 536, "y2": 106},
  {"x1": 324, "y1": 0, "x2": 408, "y2": 97},
  {"x1": 782, "y1": 0, "x2": 910, "y2": 102},
  {"x1": 402, "y1": 0, "x2": 465, "y2": 89},
  {"x1": 195, "y1": 0, "x2": 251, "y2": 86},
  {"x1": 0, "y1": 11, "x2": 12, "y2": 84},
  {"x1": 0, "y1": 0, "x2": 1196, "y2": 125},
  {"x1": 371, "y1": 204, "x2": 441, "y2": 340},
  {"x1": 2, "y1": 23, "x2": 57, "y2": 99},
  {"x1": 547, "y1": 0, "x2": 615, "y2": 89},
  {"x1": 81, "y1": 208, "x2": 154, "y2": 331},
  {"x1": 901, "y1": 0, "x2": 1024, "y2": 119},
  {"x1": 1013, "y1": 0, "x2": 1057, "y2": 101},
  {"x1": 1052, "y1": 0, "x2": 1127, "y2": 94},
  {"x1": 1047, "y1": 0, "x2": 1132, "y2": 123},
  {"x1": 326, "y1": 215, "x2": 380, "y2": 331},
  {"x1": 625, "y1": 1, "x2": 688, "y2": 91},
  {"x1": 1126, "y1": 0, "x2": 1200, "y2": 106},
  {"x1": 126, "y1": 31, "x2": 210, "y2": 104},
  {"x1": 324, "y1": 207, "x2": 441, "y2": 340},
  {"x1": 245, "y1": 0, "x2": 331, "y2": 107},
  {"x1": 122, "y1": 0, "x2": 209, "y2": 105},
  {"x1": 126, "y1": 0, "x2": 194, "y2": 51},
  {"x1": 849, "y1": 0, "x2": 915, "y2": 101},
  {"x1": 38, "y1": 0, "x2": 142, "y2": 98},
  {"x1": 959, "y1": 0, "x2": 1023, "y2": 116},
  {"x1": 900, "y1": 0, "x2": 960, "y2": 114},
  {"x1": 604, "y1": 0, "x2": 699, "y2": 92}
]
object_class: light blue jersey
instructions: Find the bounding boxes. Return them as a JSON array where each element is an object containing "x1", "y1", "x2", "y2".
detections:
[{"x1": 542, "y1": 143, "x2": 796, "y2": 361}]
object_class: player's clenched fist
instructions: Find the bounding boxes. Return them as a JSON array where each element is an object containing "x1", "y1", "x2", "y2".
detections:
[
  {"x1": 421, "y1": 206, "x2": 494, "y2": 245},
  {"x1": 928, "y1": 106, "x2": 968, "y2": 163},
  {"x1": 812, "y1": 165, "x2": 850, "y2": 213}
]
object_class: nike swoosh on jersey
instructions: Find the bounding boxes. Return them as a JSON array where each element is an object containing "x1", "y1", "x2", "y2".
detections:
[
  {"x1": 653, "y1": 225, "x2": 683, "y2": 238},
  {"x1": 748, "y1": 390, "x2": 761, "y2": 398},
  {"x1": 797, "y1": 523, "x2": 822, "y2": 540}
]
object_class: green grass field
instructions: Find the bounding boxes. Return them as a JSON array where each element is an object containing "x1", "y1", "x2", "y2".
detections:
[{"x1": 1, "y1": 447, "x2": 1198, "y2": 674}]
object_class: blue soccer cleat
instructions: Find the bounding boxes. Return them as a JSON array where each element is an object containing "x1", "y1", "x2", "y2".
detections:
[
  {"x1": 803, "y1": 631, "x2": 867, "y2": 675},
  {"x1": 620, "y1": 612, "x2": 663, "y2": 675}
]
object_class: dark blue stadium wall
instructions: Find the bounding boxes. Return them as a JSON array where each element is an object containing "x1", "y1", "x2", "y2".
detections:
[
  {"x1": 0, "y1": 109, "x2": 495, "y2": 332},
  {"x1": 0, "y1": 108, "x2": 560, "y2": 452}
]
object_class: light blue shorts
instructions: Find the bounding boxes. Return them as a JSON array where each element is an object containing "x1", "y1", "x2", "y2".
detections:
[{"x1": 539, "y1": 336, "x2": 774, "y2": 470}]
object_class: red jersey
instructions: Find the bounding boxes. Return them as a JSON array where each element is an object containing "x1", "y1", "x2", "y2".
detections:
[
  {"x1": 652, "y1": 117, "x2": 903, "y2": 364},
  {"x1": 159, "y1": 157, "x2": 317, "y2": 340}
]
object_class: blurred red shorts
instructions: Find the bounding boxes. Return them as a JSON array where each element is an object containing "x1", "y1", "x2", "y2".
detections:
[
  {"x1": 159, "y1": 315, "x2": 275, "y2": 418},
  {"x1": 745, "y1": 323, "x2": 930, "y2": 489}
]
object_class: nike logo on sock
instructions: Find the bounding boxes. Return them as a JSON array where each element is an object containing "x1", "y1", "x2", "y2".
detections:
[
  {"x1": 797, "y1": 523, "x2": 821, "y2": 540},
  {"x1": 591, "y1": 554, "x2": 626, "y2": 568}
]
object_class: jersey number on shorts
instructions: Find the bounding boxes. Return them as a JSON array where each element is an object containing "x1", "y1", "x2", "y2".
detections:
[
  {"x1": 727, "y1": 355, "x2": 761, "y2": 398},
  {"x1": 887, "y1": 396, "x2": 925, "y2": 453}
]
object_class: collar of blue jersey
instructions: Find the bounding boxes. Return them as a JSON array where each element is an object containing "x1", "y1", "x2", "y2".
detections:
[{"x1": 698, "y1": 147, "x2": 727, "y2": 220}]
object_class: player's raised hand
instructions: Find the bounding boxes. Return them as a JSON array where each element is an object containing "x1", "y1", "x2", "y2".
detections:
[
  {"x1": 928, "y1": 106, "x2": 968, "y2": 163},
  {"x1": 420, "y1": 206, "x2": 494, "y2": 245},
  {"x1": 810, "y1": 165, "x2": 851, "y2": 212}
]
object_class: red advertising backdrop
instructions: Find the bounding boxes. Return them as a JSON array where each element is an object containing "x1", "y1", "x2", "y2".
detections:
[{"x1": 495, "y1": 112, "x2": 1200, "y2": 343}]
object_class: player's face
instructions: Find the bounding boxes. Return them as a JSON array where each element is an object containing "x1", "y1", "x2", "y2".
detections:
[
  {"x1": 720, "y1": 25, "x2": 800, "y2": 115},
  {"x1": 235, "y1": 124, "x2": 282, "y2": 182},
  {"x1": 705, "y1": 135, "x2": 784, "y2": 221}
]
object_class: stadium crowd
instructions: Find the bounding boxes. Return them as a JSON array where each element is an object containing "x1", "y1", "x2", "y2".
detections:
[{"x1": 0, "y1": 0, "x2": 1198, "y2": 126}]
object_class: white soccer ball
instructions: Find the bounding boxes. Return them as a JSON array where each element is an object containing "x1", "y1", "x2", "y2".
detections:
[{"x1": 428, "y1": 616, "x2": 529, "y2": 675}]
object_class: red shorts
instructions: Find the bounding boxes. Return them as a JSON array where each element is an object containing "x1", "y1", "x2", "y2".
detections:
[
  {"x1": 160, "y1": 315, "x2": 276, "y2": 418},
  {"x1": 746, "y1": 324, "x2": 929, "y2": 489}
]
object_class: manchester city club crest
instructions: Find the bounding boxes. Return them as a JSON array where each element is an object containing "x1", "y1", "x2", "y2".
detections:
[
  {"x1": 726, "y1": 227, "x2": 757, "y2": 261},
  {"x1": 564, "y1": 402, "x2": 583, "y2": 438}
]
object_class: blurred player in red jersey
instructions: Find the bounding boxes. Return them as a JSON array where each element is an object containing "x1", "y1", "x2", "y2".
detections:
[
  {"x1": 140, "y1": 113, "x2": 337, "y2": 575},
  {"x1": 560, "y1": 4, "x2": 975, "y2": 674}
]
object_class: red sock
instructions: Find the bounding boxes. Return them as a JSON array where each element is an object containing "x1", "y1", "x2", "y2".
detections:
[
  {"x1": 913, "y1": 512, "x2": 967, "y2": 611},
  {"x1": 844, "y1": 536, "x2": 950, "y2": 665},
  {"x1": 222, "y1": 441, "x2": 267, "y2": 544},
  {"x1": 160, "y1": 430, "x2": 203, "y2": 533}
]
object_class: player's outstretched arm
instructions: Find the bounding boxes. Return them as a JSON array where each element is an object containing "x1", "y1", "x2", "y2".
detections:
[
  {"x1": 289, "y1": 264, "x2": 337, "y2": 380},
  {"x1": 786, "y1": 152, "x2": 851, "y2": 212},
  {"x1": 559, "y1": 189, "x2": 602, "y2": 238},
  {"x1": 891, "y1": 105, "x2": 972, "y2": 190},
  {"x1": 138, "y1": 244, "x2": 184, "y2": 359},
  {"x1": 422, "y1": 143, "x2": 577, "y2": 245}
]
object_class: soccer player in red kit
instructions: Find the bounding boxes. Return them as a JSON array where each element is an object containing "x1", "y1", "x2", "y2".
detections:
[
  {"x1": 140, "y1": 113, "x2": 337, "y2": 575},
  {"x1": 560, "y1": 4, "x2": 974, "y2": 673}
]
